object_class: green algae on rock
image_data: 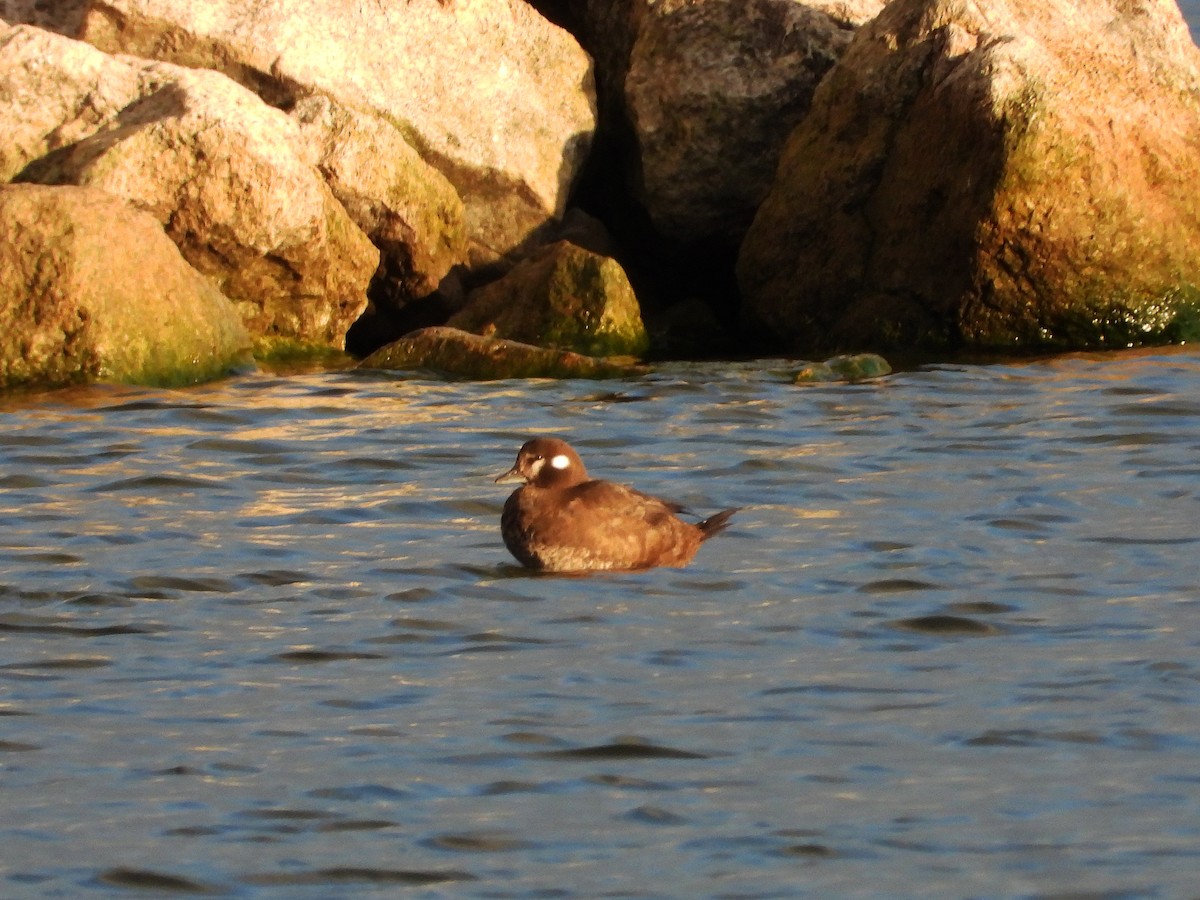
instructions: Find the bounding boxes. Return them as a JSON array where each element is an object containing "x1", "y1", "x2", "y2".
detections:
[
  {"x1": 738, "y1": 0, "x2": 1200, "y2": 354},
  {"x1": 449, "y1": 241, "x2": 650, "y2": 359},
  {"x1": 0, "y1": 184, "x2": 251, "y2": 391},
  {"x1": 1, "y1": 25, "x2": 378, "y2": 350},
  {"x1": 791, "y1": 353, "x2": 892, "y2": 384},
  {"x1": 358, "y1": 327, "x2": 647, "y2": 381}
]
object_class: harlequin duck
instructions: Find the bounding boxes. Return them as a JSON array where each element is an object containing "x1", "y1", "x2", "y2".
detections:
[{"x1": 494, "y1": 437, "x2": 736, "y2": 572}]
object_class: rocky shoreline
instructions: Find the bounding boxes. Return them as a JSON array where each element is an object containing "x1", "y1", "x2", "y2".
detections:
[{"x1": 2, "y1": 0, "x2": 1199, "y2": 390}]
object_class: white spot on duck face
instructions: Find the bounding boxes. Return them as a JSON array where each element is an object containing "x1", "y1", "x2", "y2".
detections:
[
  {"x1": 528, "y1": 458, "x2": 546, "y2": 477},
  {"x1": 550, "y1": 454, "x2": 571, "y2": 470}
]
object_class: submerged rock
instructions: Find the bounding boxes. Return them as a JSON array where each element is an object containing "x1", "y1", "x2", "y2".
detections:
[
  {"x1": 448, "y1": 241, "x2": 649, "y2": 358},
  {"x1": 359, "y1": 327, "x2": 646, "y2": 381},
  {"x1": 739, "y1": 0, "x2": 1200, "y2": 353},
  {"x1": 2, "y1": 26, "x2": 378, "y2": 351},
  {"x1": 0, "y1": 184, "x2": 250, "y2": 390},
  {"x1": 792, "y1": 353, "x2": 892, "y2": 384},
  {"x1": 80, "y1": 0, "x2": 596, "y2": 266}
]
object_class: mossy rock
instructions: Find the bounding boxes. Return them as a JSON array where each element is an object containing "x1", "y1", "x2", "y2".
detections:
[
  {"x1": 0, "y1": 184, "x2": 251, "y2": 391},
  {"x1": 738, "y1": 0, "x2": 1200, "y2": 354},
  {"x1": 358, "y1": 327, "x2": 647, "y2": 380},
  {"x1": 792, "y1": 353, "x2": 892, "y2": 384},
  {"x1": 449, "y1": 241, "x2": 650, "y2": 358}
]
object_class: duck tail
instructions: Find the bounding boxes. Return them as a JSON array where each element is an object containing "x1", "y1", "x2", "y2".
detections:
[{"x1": 697, "y1": 508, "x2": 737, "y2": 541}]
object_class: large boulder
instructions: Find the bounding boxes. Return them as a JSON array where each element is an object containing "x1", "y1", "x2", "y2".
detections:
[
  {"x1": 625, "y1": 0, "x2": 884, "y2": 244},
  {"x1": 2, "y1": 26, "x2": 378, "y2": 350},
  {"x1": 79, "y1": 0, "x2": 597, "y2": 267},
  {"x1": 448, "y1": 241, "x2": 649, "y2": 357},
  {"x1": 0, "y1": 184, "x2": 250, "y2": 390},
  {"x1": 0, "y1": 24, "x2": 140, "y2": 183},
  {"x1": 359, "y1": 327, "x2": 646, "y2": 380},
  {"x1": 290, "y1": 94, "x2": 469, "y2": 301},
  {"x1": 738, "y1": 0, "x2": 1200, "y2": 353}
]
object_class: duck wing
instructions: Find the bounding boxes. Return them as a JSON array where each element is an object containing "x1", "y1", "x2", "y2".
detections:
[
  {"x1": 554, "y1": 479, "x2": 701, "y2": 569},
  {"x1": 567, "y1": 480, "x2": 683, "y2": 527}
]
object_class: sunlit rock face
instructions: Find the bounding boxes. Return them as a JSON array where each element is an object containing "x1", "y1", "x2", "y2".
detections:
[
  {"x1": 0, "y1": 184, "x2": 250, "y2": 389},
  {"x1": 80, "y1": 0, "x2": 597, "y2": 267},
  {"x1": 2, "y1": 25, "x2": 378, "y2": 351},
  {"x1": 739, "y1": 0, "x2": 1200, "y2": 353},
  {"x1": 449, "y1": 241, "x2": 650, "y2": 359},
  {"x1": 290, "y1": 94, "x2": 469, "y2": 303}
]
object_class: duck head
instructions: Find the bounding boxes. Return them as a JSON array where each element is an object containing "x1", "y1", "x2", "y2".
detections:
[{"x1": 495, "y1": 437, "x2": 588, "y2": 489}]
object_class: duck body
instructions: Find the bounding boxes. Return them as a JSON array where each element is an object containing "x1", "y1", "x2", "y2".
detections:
[{"x1": 496, "y1": 437, "x2": 735, "y2": 572}]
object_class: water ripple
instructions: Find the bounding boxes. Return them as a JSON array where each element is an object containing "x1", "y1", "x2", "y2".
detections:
[{"x1": 1, "y1": 349, "x2": 1199, "y2": 896}]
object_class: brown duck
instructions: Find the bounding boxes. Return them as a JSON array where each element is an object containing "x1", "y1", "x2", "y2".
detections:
[{"x1": 495, "y1": 437, "x2": 736, "y2": 572}]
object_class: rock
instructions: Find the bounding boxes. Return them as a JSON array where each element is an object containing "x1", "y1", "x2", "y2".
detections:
[
  {"x1": 0, "y1": 0, "x2": 86, "y2": 34},
  {"x1": 80, "y1": 0, "x2": 597, "y2": 266},
  {"x1": 448, "y1": 241, "x2": 650, "y2": 357},
  {"x1": 358, "y1": 327, "x2": 647, "y2": 380},
  {"x1": 792, "y1": 353, "x2": 892, "y2": 383},
  {"x1": 825, "y1": 353, "x2": 891, "y2": 381},
  {"x1": 645, "y1": 297, "x2": 732, "y2": 357},
  {"x1": 738, "y1": 0, "x2": 1200, "y2": 353},
  {"x1": 290, "y1": 94, "x2": 469, "y2": 300},
  {"x1": 0, "y1": 184, "x2": 250, "y2": 390},
  {"x1": 3, "y1": 26, "x2": 378, "y2": 350},
  {"x1": 0, "y1": 24, "x2": 140, "y2": 183},
  {"x1": 625, "y1": 0, "x2": 883, "y2": 243},
  {"x1": 549, "y1": 207, "x2": 619, "y2": 259}
]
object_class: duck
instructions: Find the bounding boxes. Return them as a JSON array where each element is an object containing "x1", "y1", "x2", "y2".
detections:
[{"x1": 494, "y1": 437, "x2": 736, "y2": 572}]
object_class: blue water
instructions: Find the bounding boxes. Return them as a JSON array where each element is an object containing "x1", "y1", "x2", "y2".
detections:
[
  {"x1": 1183, "y1": 0, "x2": 1200, "y2": 42},
  {"x1": 2, "y1": 349, "x2": 1199, "y2": 897}
]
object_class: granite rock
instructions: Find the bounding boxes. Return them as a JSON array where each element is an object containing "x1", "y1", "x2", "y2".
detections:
[
  {"x1": 739, "y1": 0, "x2": 1200, "y2": 352},
  {"x1": 0, "y1": 184, "x2": 250, "y2": 389},
  {"x1": 449, "y1": 241, "x2": 649, "y2": 358}
]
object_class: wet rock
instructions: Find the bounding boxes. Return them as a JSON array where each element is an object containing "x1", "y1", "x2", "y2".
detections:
[
  {"x1": 739, "y1": 0, "x2": 1200, "y2": 353},
  {"x1": 3, "y1": 26, "x2": 378, "y2": 351},
  {"x1": 792, "y1": 353, "x2": 892, "y2": 384},
  {"x1": 0, "y1": 184, "x2": 250, "y2": 390},
  {"x1": 626, "y1": 0, "x2": 883, "y2": 244},
  {"x1": 358, "y1": 327, "x2": 646, "y2": 381},
  {"x1": 80, "y1": 0, "x2": 597, "y2": 267},
  {"x1": 448, "y1": 241, "x2": 650, "y2": 358}
]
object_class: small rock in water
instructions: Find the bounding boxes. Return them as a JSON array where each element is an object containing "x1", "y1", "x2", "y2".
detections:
[
  {"x1": 792, "y1": 353, "x2": 891, "y2": 384},
  {"x1": 357, "y1": 327, "x2": 646, "y2": 381},
  {"x1": 890, "y1": 614, "x2": 999, "y2": 636}
]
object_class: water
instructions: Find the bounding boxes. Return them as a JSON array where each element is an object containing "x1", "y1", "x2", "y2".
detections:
[
  {"x1": 1183, "y1": 0, "x2": 1200, "y2": 43},
  {"x1": 2, "y1": 350, "x2": 1199, "y2": 897}
]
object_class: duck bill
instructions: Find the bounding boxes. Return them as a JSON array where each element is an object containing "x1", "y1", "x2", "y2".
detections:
[{"x1": 494, "y1": 465, "x2": 526, "y2": 485}]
